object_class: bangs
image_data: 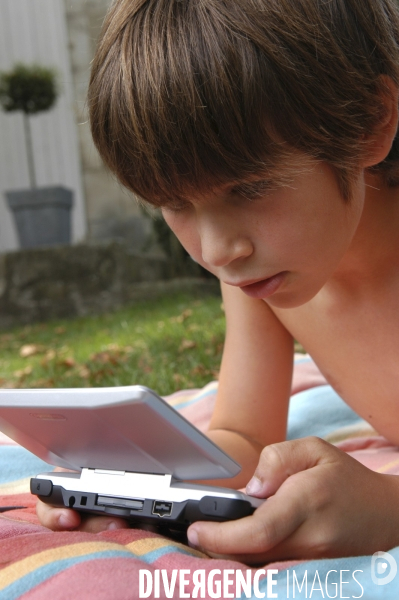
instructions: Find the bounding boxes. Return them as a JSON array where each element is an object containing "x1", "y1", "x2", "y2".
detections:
[
  {"x1": 89, "y1": 0, "x2": 399, "y2": 205},
  {"x1": 90, "y1": 0, "x2": 293, "y2": 206}
]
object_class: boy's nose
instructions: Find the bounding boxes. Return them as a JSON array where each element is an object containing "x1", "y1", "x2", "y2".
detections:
[{"x1": 200, "y1": 228, "x2": 253, "y2": 268}]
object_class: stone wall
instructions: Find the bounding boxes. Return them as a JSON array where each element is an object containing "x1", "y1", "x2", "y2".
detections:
[{"x1": 0, "y1": 243, "x2": 219, "y2": 330}]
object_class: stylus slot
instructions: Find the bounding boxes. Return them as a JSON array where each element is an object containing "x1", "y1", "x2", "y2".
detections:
[
  {"x1": 152, "y1": 501, "x2": 173, "y2": 517},
  {"x1": 96, "y1": 496, "x2": 144, "y2": 511},
  {"x1": 80, "y1": 496, "x2": 87, "y2": 506}
]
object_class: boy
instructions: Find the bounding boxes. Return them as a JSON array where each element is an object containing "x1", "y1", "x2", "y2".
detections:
[{"x1": 38, "y1": 0, "x2": 399, "y2": 564}]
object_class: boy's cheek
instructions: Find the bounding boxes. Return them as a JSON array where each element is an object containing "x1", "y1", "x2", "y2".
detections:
[
  {"x1": 163, "y1": 213, "x2": 204, "y2": 264},
  {"x1": 162, "y1": 211, "x2": 191, "y2": 244},
  {"x1": 178, "y1": 231, "x2": 204, "y2": 265}
]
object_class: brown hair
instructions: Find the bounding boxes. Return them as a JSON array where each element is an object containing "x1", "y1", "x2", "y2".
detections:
[{"x1": 88, "y1": 0, "x2": 399, "y2": 205}]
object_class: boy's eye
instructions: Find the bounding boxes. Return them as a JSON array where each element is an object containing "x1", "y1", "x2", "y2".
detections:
[{"x1": 163, "y1": 200, "x2": 191, "y2": 213}]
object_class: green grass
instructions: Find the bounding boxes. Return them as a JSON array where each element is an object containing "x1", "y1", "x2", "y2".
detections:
[{"x1": 0, "y1": 293, "x2": 225, "y2": 396}]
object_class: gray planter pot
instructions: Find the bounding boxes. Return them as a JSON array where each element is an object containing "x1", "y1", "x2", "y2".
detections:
[{"x1": 5, "y1": 186, "x2": 73, "y2": 249}]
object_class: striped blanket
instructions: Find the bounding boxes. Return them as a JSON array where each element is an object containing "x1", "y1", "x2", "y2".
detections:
[{"x1": 0, "y1": 356, "x2": 399, "y2": 599}]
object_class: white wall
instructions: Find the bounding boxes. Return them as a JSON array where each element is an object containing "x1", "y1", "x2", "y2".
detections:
[
  {"x1": 0, "y1": 0, "x2": 87, "y2": 252},
  {"x1": 64, "y1": 0, "x2": 147, "y2": 250}
]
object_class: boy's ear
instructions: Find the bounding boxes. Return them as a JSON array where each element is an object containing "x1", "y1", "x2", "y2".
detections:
[{"x1": 362, "y1": 76, "x2": 399, "y2": 167}]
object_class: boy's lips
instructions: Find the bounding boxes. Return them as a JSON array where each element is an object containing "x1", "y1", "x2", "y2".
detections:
[{"x1": 238, "y1": 272, "x2": 286, "y2": 299}]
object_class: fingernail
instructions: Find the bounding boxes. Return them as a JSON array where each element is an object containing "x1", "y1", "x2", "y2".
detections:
[
  {"x1": 59, "y1": 513, "x2": 76, "y2": 529},
  {"x1": 187, "y1": 527, "x2": 199, "y2": 548},
  {"x1": 106, "y1": 521, "x2": 119, "y2": 530},
  {"x1": 246, "y1": 476, "x2": 263, "y2": 496}
]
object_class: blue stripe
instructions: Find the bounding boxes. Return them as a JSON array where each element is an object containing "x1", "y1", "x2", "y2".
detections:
[
  {"x1": 172, "y1": 387, "x2": 217, "y2": 410},
  {"x1": 136, "y1": 544, "x2": 197, "y2": 564},
  {"x1": 293, "y1": 356, "x2": 312, "y2": 364},
  {"x1": 287, "y1": 384, "x2": 363, "y2": 440},
  {"x1": 0, "y1": 447, "x2": 53, "y2": 484}
]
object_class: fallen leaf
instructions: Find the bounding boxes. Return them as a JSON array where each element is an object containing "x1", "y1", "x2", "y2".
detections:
[
  {"x1": 41, "y1": 349, "x2": 57, "y2": 368},
  {"x1": 14, "y1": 365, "x2": 33, "y2": 379},
  {"x1": 190, "y1": 365, "x2": 211, "y2": 376},
  {"x1": 179, "y1": 339, "x2": 197, "y2": 352},
  {"x1": 0, "y1": 380, "x2": 17, "y2": 389},
  {"x1": 58, "y1": 357, "x2": 76, "y2": 369},
  {"x1": 170, "y1": 309, "x2": 193, "y2": 324},
  {"x1": 19, "y1": 344, "x2": 46, "y2": 358},
  {"x1": 91, "y1": 367, "x2": 114, "y2": 382},
  {"x1": 90, "y1": 351, "x2": 121, "y2": 365},
  {"x1": 77, "y1": 365, "x2": 90, "y2": 379}
]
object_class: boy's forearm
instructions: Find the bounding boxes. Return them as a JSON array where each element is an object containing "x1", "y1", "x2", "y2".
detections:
[{"x1": 197, "y1": 428, "x2": 264, "y2": 490}]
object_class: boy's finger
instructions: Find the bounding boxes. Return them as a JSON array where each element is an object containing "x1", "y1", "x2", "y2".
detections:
[
  {"x1": 246, "y1": 436, "x2": 335, "y2": 498},
  {"x1": 36, "y1": 500, "x2": 128, "y2": 532},
  {"x1": 187, "y1": 490, "x2": 307, "y2": 557},
  {"x1": 78, "y1": 515, "x2": 128, "y2": 533},
  {"x1": 36, "y1": 500, "x2": 81, "y2": 531}
]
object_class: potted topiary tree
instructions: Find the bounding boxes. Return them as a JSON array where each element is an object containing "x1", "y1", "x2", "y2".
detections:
[{"x1": 0, "y1": 63, "x2": 73, "y2": 248}]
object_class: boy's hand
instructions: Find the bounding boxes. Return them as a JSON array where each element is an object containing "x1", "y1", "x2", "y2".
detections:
[
  {"x1": 35, "y1": 468, "x2": 129, "y2": 532},
  {"x1": 187, "y1": 437, "x2": 399, "y2": 564},
  {"x1": 36, "y1": 498, "x2": 129, "y2": 532},
  {"x1": 36, "y1": 500, "x2": 129, "y2": 533}
]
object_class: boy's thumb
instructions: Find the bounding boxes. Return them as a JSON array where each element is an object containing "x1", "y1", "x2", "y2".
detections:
[{"x1": 245, "y1": 436, "x2": 332, "y2": 498}]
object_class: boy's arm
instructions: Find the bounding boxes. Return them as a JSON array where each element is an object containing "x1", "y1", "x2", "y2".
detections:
[
  {"x1": 37, "y1": 283, "x2": 293, "y2": 529},
  {"x1": 203, "y1": 282, "x2": 294, "y2": 489}
]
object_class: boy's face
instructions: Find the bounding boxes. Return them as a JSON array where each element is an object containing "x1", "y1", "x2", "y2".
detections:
[{"x1": 162, "y1": 157, "x2": 365, "y2": 308}]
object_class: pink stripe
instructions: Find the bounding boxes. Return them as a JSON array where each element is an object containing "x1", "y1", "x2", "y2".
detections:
[{"x1": 21, "y1": 557, "x2": 273, "y2": 600}]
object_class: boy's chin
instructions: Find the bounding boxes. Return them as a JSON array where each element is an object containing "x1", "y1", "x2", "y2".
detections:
[{"x1": 263, "y1": 282, "x2": 325, "y2": 309}]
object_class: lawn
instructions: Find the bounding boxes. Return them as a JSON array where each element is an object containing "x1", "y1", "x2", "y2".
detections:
[{"x1": 0, "y1": 292, "x2": 225, "y2": 396}]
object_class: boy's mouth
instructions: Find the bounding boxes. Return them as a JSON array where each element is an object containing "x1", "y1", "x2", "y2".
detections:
[{"x1": 238, "y1": 272, "x2": 286, "y2": 299}]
